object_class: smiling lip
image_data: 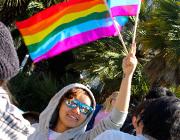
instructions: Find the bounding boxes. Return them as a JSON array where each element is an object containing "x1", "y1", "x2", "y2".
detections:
[{"x1": 67, "y1": 114, "x2": 79, "y2": 121}]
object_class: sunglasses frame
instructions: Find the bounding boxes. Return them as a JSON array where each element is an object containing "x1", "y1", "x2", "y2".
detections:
[{"x1": 65, "y1": 98, "x2": 93, "y2": 115}]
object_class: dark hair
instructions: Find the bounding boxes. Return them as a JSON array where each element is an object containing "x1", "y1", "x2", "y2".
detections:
[
  {"x1": 132, "y1": 101, "x2": 148, "y2": 126},
  {"x1": 60, "y1": 87, "x2": 92, "y2": 106},
  {"x1": 145, "y1": 87, "x2": 175, "y2": 100},
  {"x1": 140, "y1": 96, "x2": 180, "y2": 140},
  {"x1": 64, "y1": 88, "x2": 90, "y2": 99}
]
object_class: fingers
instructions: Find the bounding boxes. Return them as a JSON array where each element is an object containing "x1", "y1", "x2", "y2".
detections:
[
  {"x1": 123, "y1": 55, "x2": 135, "y2": 66},
  {"x1": 130, "y1": 43, "x2": 136, "y2": 56},
  {"x1": 123, "y1": 43, "x2": 137, "y2": 66}
]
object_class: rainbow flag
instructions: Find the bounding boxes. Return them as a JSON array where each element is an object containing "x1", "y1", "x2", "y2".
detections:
[
  {"x1": 108, "y1": 0, "x2": 141, "y2": 17},
  {"x1": 16, "y1": 0, "x2": 117, "y2": 63}
]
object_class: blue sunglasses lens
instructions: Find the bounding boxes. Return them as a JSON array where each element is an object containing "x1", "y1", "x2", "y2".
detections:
[{"x1": 65, "y1": 99, "x2": 93, "y2": 115}]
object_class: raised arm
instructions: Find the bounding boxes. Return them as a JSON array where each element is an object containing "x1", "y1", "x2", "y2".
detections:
[
  {"x1": 81, "y1": 44, "x2": 138, "y2": 140},
  {"x1": 114, "y1": 43, "x2": 137, "y2": 112}
]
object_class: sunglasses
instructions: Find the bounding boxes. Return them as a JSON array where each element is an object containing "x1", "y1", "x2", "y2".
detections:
[{"x1": 65, "y1": 98, "x2": 93, "y2": 115}]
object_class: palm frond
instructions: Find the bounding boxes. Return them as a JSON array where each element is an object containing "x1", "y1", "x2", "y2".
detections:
[
  {"x1": 138, "y1": 0, "x2": 180, "y2": 86},
  {"x1": 0, "y1": 0, "x2": 31, "y2": 24}
]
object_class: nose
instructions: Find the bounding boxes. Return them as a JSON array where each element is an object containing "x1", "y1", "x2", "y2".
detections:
[{"x1": 71, "y1": 106, "x2": 80, "y2": 114}]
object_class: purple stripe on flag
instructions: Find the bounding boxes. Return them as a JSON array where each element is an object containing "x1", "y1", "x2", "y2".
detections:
[
  {"x1": 33, "y1": 25, "x2": 116, "y2": 63},
  {"x1": 111, "y1": 5, "x2": 138, "y2": 16}
]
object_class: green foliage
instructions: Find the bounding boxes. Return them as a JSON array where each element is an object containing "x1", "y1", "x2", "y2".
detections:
[
  {"x1": 8, "y1": 72, "x2": 60, "y2": 112},
  {"x1": 0, "y1": 0, "x2": 65, "y2": 24},
  {"x1": 26, "y1": 1, "x2": 44, "y2": 17},
  {"x1": 132, "y1": 63, "x2": 149, "y2": 98},
  {"x1": 40, "y1": 0, "x2": 64, "y2": 8},
  {"x1": 170, "y1": 86, "x2": 180, "y2": 98},
  {"x1": 138, "y1": 0, "x2": 180, "y2": 87},
  {"x1": 0, "y1": 0, "x2": 31, "y2": 24},
  {"x1": 68, "y1": 37, "x2": 126, "y2": 80},
  {"x1": 67, "y1": 36, "x2": 150, "y2": 102},
  {"x1": 2, "y1": 0, "x2": 179, "y2": 114},
  {"x1": 139, "y1": 0, "x2": 179, "y2": 50}
]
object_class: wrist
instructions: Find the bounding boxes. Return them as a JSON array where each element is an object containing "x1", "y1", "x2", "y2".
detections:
[{"x1": 123, "y1": 73, "x2": 133, "y2": 79}]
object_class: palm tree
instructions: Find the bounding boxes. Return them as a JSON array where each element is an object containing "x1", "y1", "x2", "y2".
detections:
[
  {"x1": 0, "y1": 0, "x2": 31, "y2": 24},
  {"x1": 0, "y1": 0, "x2": 64, "y2": 24},
  {"x1": 138, "y1": 0, "x2": 180, "y2": 87}
]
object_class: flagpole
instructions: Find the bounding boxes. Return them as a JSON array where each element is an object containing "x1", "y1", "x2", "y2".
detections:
[
  {"x1": 113, "y1": 19, "x2": 128, "y2": 54},
  {"x1": 132, "y1": 14, "x2": 139, "y2": 43},
  {"x1": 103, "y1": 0, "x2": 128, "y2": 54},
  {"x1": 132, "y1": 0, "x2": 142, "y2": 44},
  {"x1": 20, "y1": 54, "x2": 29, "y2": 71}
]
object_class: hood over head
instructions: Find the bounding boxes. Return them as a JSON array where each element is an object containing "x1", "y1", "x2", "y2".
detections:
[{"x1": 38, "y1": 83, "x2": 96, "y2": 138}]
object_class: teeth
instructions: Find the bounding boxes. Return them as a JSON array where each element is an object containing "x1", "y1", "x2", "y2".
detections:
[{"x1": 69, "y1": 115, "x2": 78, "y2": 120}]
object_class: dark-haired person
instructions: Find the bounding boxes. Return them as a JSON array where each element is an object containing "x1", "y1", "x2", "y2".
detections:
[
  {"x1": 28, "y1": 44, "x2": 137, "y2": 140},
  {"x1": 120, "y1": 86, "x2": 177, "y2": 135},
  {"x1": 130, "y1": 86, "x2": 176, "y2": 136},
  {"x1": 95, "y1": 96, "x2": 180, "y2": 140},
  {"x1": 0, "y1": 21, "x2": 32, "y2": 140}
]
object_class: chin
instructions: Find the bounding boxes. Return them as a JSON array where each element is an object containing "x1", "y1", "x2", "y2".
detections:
[{"x1": 66, "y1": 122, "x2": 81, "y2": 128}]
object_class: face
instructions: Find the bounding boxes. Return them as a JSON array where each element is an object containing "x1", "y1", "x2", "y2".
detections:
[{"x1": 55, "y1": 89, "x2": 92, "y2": 132}]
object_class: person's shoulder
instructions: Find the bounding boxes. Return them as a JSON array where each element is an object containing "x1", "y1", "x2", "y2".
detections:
[
  {"x1": 31, "y1": 123, "x2": 39, "y2": 128},
  {"x1": 94, "y1": 130, "x2": 115, "y2": 140},
  {"x1": 95, "y1": 130, "x2": 145, "y2": 140},
  {"x1": 95, "y1": 130, "x2": 124, "y2": 140}
]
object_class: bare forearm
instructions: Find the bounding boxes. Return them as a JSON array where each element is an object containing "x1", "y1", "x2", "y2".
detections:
[
  {"x1": 114, "y1": 43, "x2": 137, "y2": 113},
  {"x1": 114, "y1": 74, "x2": 133, "y2": 113}
]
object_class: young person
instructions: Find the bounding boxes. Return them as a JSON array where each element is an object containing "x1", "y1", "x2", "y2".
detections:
[
  {"x1": 0, "y1": 21, "x2": 32, "y2": 140},
  {"x1": 95, "y1": 96, "x2": 180, "y2": 140},
  {"x1": 93, "y1": 91, "x2": 118, "y2": 126},
  {"x1": 28, "y1": 44, "x2": 138, "y2": 140},
  {"x1": 87, "y1": 91, "x2": 119, "y2": 131}
]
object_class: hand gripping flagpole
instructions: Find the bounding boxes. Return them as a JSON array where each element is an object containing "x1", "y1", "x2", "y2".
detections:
[
  {"x1": 104, "y1": 0, "x2": 128, "y2": 54},
  {"x1": 132, "y1": 0, "x2": 142, "y2": 44}
]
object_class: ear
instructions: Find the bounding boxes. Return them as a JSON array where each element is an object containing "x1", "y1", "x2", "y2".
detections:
[
  {"x1": 132, "y1": 116, "x2": 144, "y2": 135},
  {"x1": 132, "y1": 116, "x2": 137, "y2": 128}
]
